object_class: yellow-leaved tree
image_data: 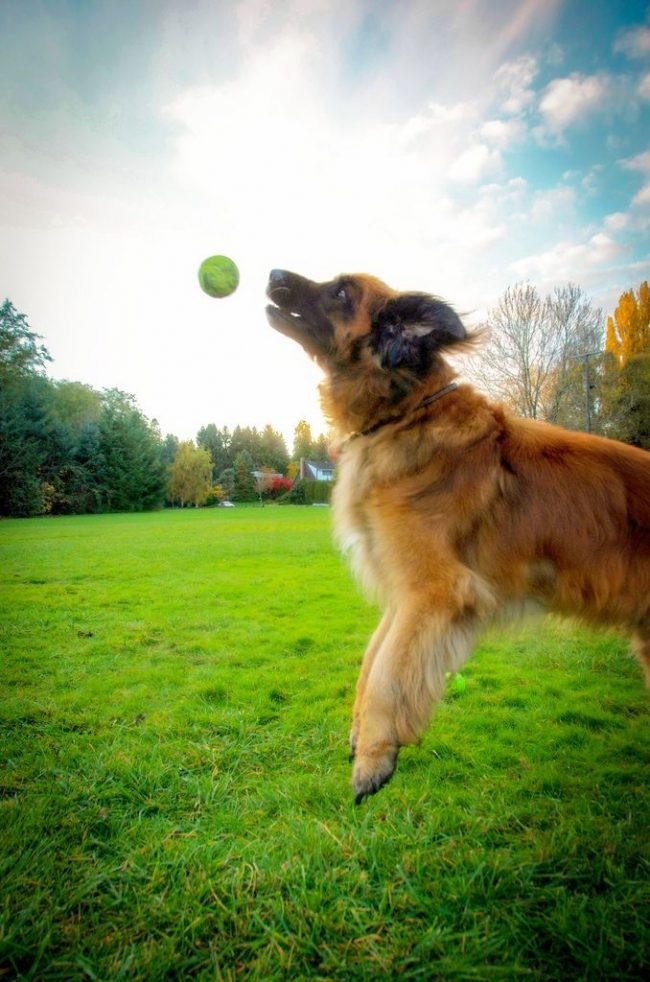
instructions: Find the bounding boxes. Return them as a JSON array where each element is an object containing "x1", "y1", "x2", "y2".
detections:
[
  {"x1": 603, "y1": 280, "x2": 650, "y2": 449},
  {"x1": 605, "y1": 281, "x2": 649, "y2": 366}
]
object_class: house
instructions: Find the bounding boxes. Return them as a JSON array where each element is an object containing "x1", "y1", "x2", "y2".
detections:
[{"x1": 299, "y1": 459, "x2": 335, "y2": 482}]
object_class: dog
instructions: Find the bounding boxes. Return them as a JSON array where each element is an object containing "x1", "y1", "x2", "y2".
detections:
[{"x1": 266, "y1": 269, "x2": 650, "y2": 803}]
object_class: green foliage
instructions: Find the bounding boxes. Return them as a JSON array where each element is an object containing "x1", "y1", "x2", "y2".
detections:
[
  {"x1": 0, "y1": 509, "x2": 648, "y2": 979},
  {"x1": 97, "y1": 389, "x2": 166, "y2": 512},
  {"x1": 303, "y1": 478, "x2": 332, "y2": 504},
  {"x1": 199, "y1": 423, "x2": 289, "y2": 478},
  {"x1": 197, "y1": 422, "x2": 231, "y2": 478},
  {"x1": 279, "y1": 478, "x2": 332, "y2": 505},
  {"x1": 232, "y1": 449, "x2": 257, "y2": 501},
  {"x1": 168, "y1": 440, "x2": 213, "y2": 507},
  {"x1": 218, "y1": 466, "x2": 235, "y2": 501},
  {"x1": 0, "y1": 298, "x2": 51, "y2": 382},
  {"x1": 279, "y1": 476, "x2": 306, "y2": 503},
  {"x1": 605, "y1": 351, "x2": 650, "y2": 449}
]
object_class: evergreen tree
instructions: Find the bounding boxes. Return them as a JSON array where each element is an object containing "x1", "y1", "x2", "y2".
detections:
[
  {"x1": 259, "y1": 424, "x2": 289, "y2": 473},
  {"x1": 197, "y1": 423, "x2": 231, "y2": 478},
  {"x1": 0, "y1": 302, "x2": 52, "y2": 516},
  {"x1": 98, "y1": 390, "x2": 165, "y2": 511},
  {"x1": 232, "y1": 450, "x2": 257, "y2": 501}
]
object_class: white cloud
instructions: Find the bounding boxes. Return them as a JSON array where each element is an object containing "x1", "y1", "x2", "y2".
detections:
[
  {"x1": 621, "y1": 150, "x2": 650, "y2": 209},
  {"x1": 605, "y1": 211, "x2": 629, "y2": 231},
  {"x1": 510, "y1": 232, "x2": 622, "y2": 283},
  {"x1": 539, "y1": 73, "x2": 611, "y2": 133},
  {"x1": 451, "y1": 143, "x2": 502, "y2": 183},
  {"x1": 529, "y1": 185, "x2": 576, "y2": 222},
  {"x1": 494, "y1": 55, "x2": 538, "y2": 114},
  {"x1": 614, "y1": 24, "x2": 650, "y2": 59},
  {"x1": 480, "y1": 117, "x2": 525, "y2": 147}
]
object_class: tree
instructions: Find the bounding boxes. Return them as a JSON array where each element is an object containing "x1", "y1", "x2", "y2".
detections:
[
  {"x1": 603, "y1": 281, "x2": 650, "y2": 448},
  {"x1": 254, "y1": 465, "x2": 275, "y2": 504},
  {"x1": 169, "y1": 440, "x2": 213, "y2": 507},
  {"x1": 218, "y1": 467, "x2": 235, "y2": 501},
  {"x1": 232, "y1": 449, "x2": 257, "y2": 501},
  {"x1": 605, "y1": 281, "x2": 649, "y2": 366},
  {"x1": 0, "y1": 302, "x2": 53, "y2": 515},
  {"x1": 160, "y1": 433, "x2": 179, "y2": 469},
  {"x1": 312, "y1": 431, "x2": 331, "y2": 461},
  {"x1": 0, "y1": 299, "x2": 51, "y2": 382},
  {"x1": 98, "y1": 389, "x2": 166, "y2": 511},
  {"x1": 197, "y1": 423, "x2": 231, "y2": 478},
  {"x1": 293, "y1": 420, "x2": 315, "y2": 461},
  {"x1": 259, "y1": 424, "x2": 290, "y2": 473},
  {"x1": 475, "y1": 283, "x2": 603, "y2": 423}
]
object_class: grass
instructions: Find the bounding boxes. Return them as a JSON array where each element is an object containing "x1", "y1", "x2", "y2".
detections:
[{"x1": 1, "y1": 506, "x2": 648, "y2": 980}]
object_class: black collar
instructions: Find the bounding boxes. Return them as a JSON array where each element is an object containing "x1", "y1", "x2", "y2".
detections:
[{"x1": 357, "y1": 381, "x2": 458, "y2": 438}]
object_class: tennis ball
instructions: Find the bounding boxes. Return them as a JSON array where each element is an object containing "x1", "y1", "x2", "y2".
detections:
[
  {"x1": 198, "y1": 255, "x2": 240, "y2": 298},
  {"x1": 452, "y1": 673, "x2": 467, "y2": 693},
  {"x1": 446, "y1": 672, "x2": 467, "y2": 693}
]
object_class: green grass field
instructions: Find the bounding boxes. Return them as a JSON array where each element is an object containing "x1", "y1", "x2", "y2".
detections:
[{"x1": 1, "y1": 507, "x2": 648, "y2": 980}]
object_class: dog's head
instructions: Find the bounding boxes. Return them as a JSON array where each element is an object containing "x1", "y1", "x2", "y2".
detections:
[
  {"x1": 266, "y1": 269, "x2": 467, "y2": 429},
  {"x1": 266, "y1": 269, "x2": 465, "y2": 371}
]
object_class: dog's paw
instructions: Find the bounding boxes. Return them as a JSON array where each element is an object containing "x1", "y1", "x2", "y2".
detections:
[{"x1": 352, "y1": 745, "x2": 397, "y2": 804}]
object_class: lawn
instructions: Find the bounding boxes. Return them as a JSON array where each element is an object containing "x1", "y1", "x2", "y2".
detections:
[{"x1": 1, "y1": 507, "x2": 648, "y2": 980}]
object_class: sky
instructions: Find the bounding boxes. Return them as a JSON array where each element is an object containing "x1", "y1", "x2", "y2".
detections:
[{"x1": 1, "y1": 0, "x2": 649, "y2": 447}]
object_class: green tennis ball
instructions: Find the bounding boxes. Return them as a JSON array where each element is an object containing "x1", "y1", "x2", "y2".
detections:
[
  {"x1": 198, "y1": 255, "x2": 240, "y2": 298},
  {"x1": 453, "y1": 673, "x2": 467, "y2": 693},
  {"x1": 446, "y1": 672, "x2": 467, "y2": 693}
]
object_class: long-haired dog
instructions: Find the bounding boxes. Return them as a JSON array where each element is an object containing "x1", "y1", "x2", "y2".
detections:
[{"x1": 266, "y1": 269, "x2": 650, "y2": 803}]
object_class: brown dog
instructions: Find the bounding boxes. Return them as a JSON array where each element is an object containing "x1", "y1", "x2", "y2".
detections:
[{"x1": 266, "y1": 269, "x2": 650, "y2": 803}]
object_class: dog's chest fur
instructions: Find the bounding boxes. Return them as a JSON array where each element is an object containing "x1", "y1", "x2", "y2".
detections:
[{"x1": 332, "y1": 437, "x2": 387, "y2": 602}]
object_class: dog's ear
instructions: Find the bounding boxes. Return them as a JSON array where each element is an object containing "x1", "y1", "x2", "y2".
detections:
[{"x1": 371, "y1": 293, "x2": 466, "y2": 372}]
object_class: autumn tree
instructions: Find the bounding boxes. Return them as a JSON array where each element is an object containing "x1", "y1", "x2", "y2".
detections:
[
  {"x1": 605, "y1": 281, "x2": 649, "y2": 366},
  {"x1": 169, "y1": 440, "x2": 212, "y2": 507},
  {"x1": 603, "y1": 281, "x2": 650, "y2": 449}
]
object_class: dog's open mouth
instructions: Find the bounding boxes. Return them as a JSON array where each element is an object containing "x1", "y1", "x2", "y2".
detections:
[
  {"x1": 265, "y1": 283, "x2": 310, "y2": 338},
  {"x1": 265, "y1": 301, "x2": 307, "y2": 331}
]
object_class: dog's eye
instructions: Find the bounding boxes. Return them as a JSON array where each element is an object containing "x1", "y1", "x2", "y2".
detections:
[{"x1": 336, "y1": 287, "x2": 347, "y2": 301}]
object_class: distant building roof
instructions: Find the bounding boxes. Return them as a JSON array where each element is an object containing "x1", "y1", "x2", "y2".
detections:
[{"x1": 300, "y1": 458, "x2": 335, "y2": 481}]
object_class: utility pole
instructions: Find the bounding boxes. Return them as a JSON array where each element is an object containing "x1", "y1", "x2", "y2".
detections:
[{"x1": 579, "y1": 351, "x2": 601, "y2": 433}]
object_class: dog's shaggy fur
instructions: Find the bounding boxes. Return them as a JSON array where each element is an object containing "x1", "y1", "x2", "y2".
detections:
[{"x1": 266, "y1": 269, "x2": 650, "y2": 802}]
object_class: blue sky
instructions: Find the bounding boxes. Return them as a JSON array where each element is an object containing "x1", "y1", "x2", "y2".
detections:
[{"x1": 1, "y1": 0, "x2": 649, "y2": 443}]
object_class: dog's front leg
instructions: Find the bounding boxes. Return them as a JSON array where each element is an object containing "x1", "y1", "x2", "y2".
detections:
[
  {"x1": 349, "y1": 608, "x2": 394, "y2": 761},
  {"x1": 352, "y1": 599, "x2": 476, "y2": 803}
]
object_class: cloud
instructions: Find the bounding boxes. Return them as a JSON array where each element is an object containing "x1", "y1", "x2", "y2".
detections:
[
  {"x1": 494, "y1": 55, "x2": 538, "y2": 114},
  {"x1": 621, "y1": 149, "x2": 650, "y2": 209},
  {"x1": 604, "y1": 211, "x2": 629, "y2": 231},
  {"x1": 510, "y1": 232, "x2": 622, "y2": 283},
  {"x1": 539, "y1": 72, "x2": 611, "y2": 133},
  {"x1": 480, "y1": 117, "x2": 525, "y2": 147},
  {"x1": 614, "y1": 24, "x2": 650, "y2": 60},
  {"x1": 451, "y1": 143, "x2": 502, "y2": 183}
]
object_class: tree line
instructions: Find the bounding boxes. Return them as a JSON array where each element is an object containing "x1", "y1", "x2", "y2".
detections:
[
  {"x1": 473, "y1": 280, "x2": 649, "y2": 447},
  {"x1": 1, "y1": 279, "x2": 647, "y2": 517},
  {"x1": 0, "y1": 299, "x2": 330, "y2": 517}
]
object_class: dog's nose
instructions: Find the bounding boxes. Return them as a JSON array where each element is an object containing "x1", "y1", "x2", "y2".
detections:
[{"x1": 269, "y1": 269, "x2": 288, "y2": 285}]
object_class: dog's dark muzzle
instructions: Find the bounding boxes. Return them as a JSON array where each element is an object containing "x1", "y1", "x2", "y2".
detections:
[{"x1": 266, "y1": 269, "x2": 334, "y2": 357}]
